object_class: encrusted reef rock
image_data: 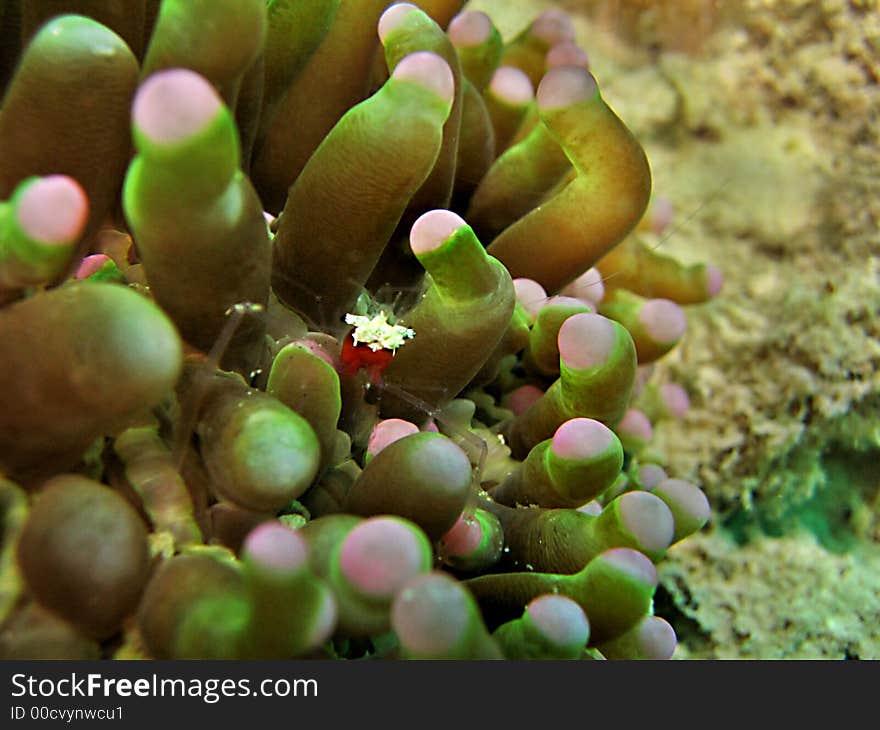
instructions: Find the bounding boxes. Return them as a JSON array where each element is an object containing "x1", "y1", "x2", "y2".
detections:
[{"x1": 473, "y1": 0, "x2": 880, "y2": 657}]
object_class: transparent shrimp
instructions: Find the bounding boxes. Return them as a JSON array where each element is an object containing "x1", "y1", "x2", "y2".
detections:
[
  {"x1": 187, "y1": 185, "x2": 727, "y2": 509},
  {"x1": 265, "y1": 259, "x2": 493, "y2": 495}
]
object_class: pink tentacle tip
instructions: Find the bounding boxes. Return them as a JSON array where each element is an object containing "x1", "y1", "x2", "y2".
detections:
[
  {"x1": 18, "y1": 175, "x2": 88, "y2": 245},
  {"x1": 557, "y1": 313, "x2": 617, "y2": 370},
  {"x1": 551, "y1": 418, "x2": 615, "y2": 460},
  {"x1": 560, "y1": 267, "x2": 605, "y2": 307},
  {"x1": 638, "y1": 299, "x2": 686, "y2": 344},
  {"x1": 392, "y1": 52, "x2": 455, "y2": 105},
  {"x1": 660, "y1": 382, "x2": 690, "y2": 419},
  {"x1": 526, "y1": 594, "x2": 589, "y2": 647},
  {"x1": 513, "y1": 278, "x2": 548, "y2": 318},
  {"x1": 618, "y1": 491, "x2": 674, "y2": 553},
  {"x1": 638, "y1": 616, "x2": 677, "y2": 660},
  {"x1": 537, "y1": 66, "x2": 598, "y2": 111},
  {"x1": 440, "y1": 513, "x2": 483, "y2": 557},
  {"x1": 392, "y1": 573, "x2": 468, "y2": 653},
  {"x1": 367, "y1": 418, "x2": 420, "y2": 458},
  {"x1": 489, "y1": 66, "x2": 534, "y2": 105},
  {"x1": 75, "y1": 254, "x2": 111, "y2": 279},
  {"x1": 618, "y1": 408, "x2": 653, "y2": 443},
  {"x1": 531, "y1": 9, "x2": 575, "y2": 45},
  {"x1": 410, "y1": 209, "x2": 467, "y2": 255},
  {"x1": 339, "y1": 518, "x2": 427, "y2": 599},
  {"x1": 377, "y1": 3, "x2": 419, "y2": 43},
  {"x1": 448, "y1": 11, "x2": 492, "y2": 48},
  {"x1": 546, "y1": 41, "x2": 590, "y2": 70},
  {"x1": 503, "y1": 384, "x2": 544, "y2": 416},
  {"x1": 706, "y1": 264, "x2": 723, "y2": 297},
  {"x1": 601, "y1": 547, "x2": 658, "y2": 587},
  {"x1": 243, "y1": 521, "x2": 308, "y2": 573},
  {"x1": 637, "y1": 464, "x2": 668, "y2": 490},
  {"x1": 654, "y1": 479, "x2": 711, "y2": 526},
  {"x1": 649, "y1": 196, "x2": 675, "y2": 235},
  {"x1": 133, "y1": 68, "x2": 222, "y2": 144},
  {"x1": 292, "y1": 338, "x2": 337, "y2": 370}
]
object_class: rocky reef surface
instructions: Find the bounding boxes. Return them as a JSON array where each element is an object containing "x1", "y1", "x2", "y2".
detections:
[{"x1": 472, "y1": 0, "x2": 880, "y2": 658}]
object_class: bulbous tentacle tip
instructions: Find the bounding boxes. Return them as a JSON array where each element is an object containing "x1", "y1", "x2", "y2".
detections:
[
  {"x1": 391, "y1": 573, "x2": 458, "y2": 650},
  {"x1": 551, "y1": 417, "x2": 616, "y2": 461},
  {"x1": 409, "y1": 209, "x2": 467, "y2": 255},
  {"x1": 391, "y1": 51, "x2": 455, "y2": 105},
  {"x1": 367, "y1": 418, "x2": 420, "y2": 459},
  {"x1": 513, "y1": 277, "x2": 548, "y2": 318},
  {"x1": 537, "y1": 65, "x2": 598, "y2": 111},
  {"x1": 600, "y1": 546, "x2": 658, "y2": 587},
  {"x1": 557, "y1": 312, "x2": 618, "y2": 370},
  {"x1": 546, "y1": 41, "x2": 590, "y2": 70},
  {"x1": 638, "y1": 463, "x2": 669, "y2": 490},
  {"x1": 338, "y1": 517, "x2": 430, "y2": 599},
  {"x1": 617, "y1": 491, "x2": 675, "y2": 555},
  {"x1": 560, "y1": 267, "x2": 606, "y2": 307},
  {"x1": 243, "y1": 521, "x2": 308, "y2": 573},
  {"x1": 660, "y1": 382, "x2": 691, "y2": 419},
  {"x1": 706, "y1": 263, "x2": 724, "y2": 297},
  {"x1": 448, "y1": 10, "x2": 493, "y2": 48},
  {"x1": 503, "y1": 384, "x2": 544, "y2": 415},
  {"x1": 618, "y1": 407, "x2": 654, "y2": 443},
  {"x1": 652, "y1": 478, "x2": 712, "y2": 540},
  {"x1": 638, "y1": 299, "x2": 687, "y2": 344},
  {"x1": 526, "y1": 594, "x2": 590, "y2": 648},
  {"x1": 648, "y1": 195, "x2": 675, "y2": 234},
  {"x1": 17, "y1": 175, "x2": 88, "y2": 245},
  {"x1": 74, "y1": 254, "x2": 111, "y2": 279},
  {"x1": 489, "y1": 66, "x2": 534, "y2": 105},
  {"x1": 377, "y1": 2, "x2": 420, "y2": 42},
  {"x1": 133, "y1": 68, "x2": 222, "y2": 144},
  {"x1": 35, "y1": 13, "x2": 135, "y2": 54},
  {"x1": 599, "y1": 614, "x2": 677, "y2": 660},
  {"x1": 637, "y1": 615, "x2": 678, "y2": 660},
  {"x1": 531, "y1": 9, "x2": 576, "y2": 45},
  {"x1": 391, "y1": 572, "x2": 478, "y2": 657},
  {"x1": 439, "y1": 511, "x2": 484, "y2": 557}
]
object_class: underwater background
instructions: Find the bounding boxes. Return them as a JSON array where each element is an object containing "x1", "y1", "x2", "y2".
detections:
[
  {"x1": 472, "y1": 0, "x2": 879, "y2": 658},
  {"x1": 0, "y1": 0, "x2": 877, "y2": 661}
]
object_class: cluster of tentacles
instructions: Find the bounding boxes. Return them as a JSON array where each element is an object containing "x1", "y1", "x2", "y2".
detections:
[{"x1": 0, "y1": 0, "x2": 720, "y2": 660}]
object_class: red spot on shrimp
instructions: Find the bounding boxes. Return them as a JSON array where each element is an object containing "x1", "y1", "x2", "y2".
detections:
[{"x1": 340, "y1": 335, "x2": 395, "y2": 386}]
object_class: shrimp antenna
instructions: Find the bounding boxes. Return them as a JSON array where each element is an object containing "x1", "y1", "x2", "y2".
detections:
[
  {"x1": 172, "y1": 301, "x2": 265, "y2": 470},
  {"x1": 375, "y1": 380, "x2": 489, "y2": 493},
  {"x1": 598, "y1": 176, "x2": 731, "y2": 289}
]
